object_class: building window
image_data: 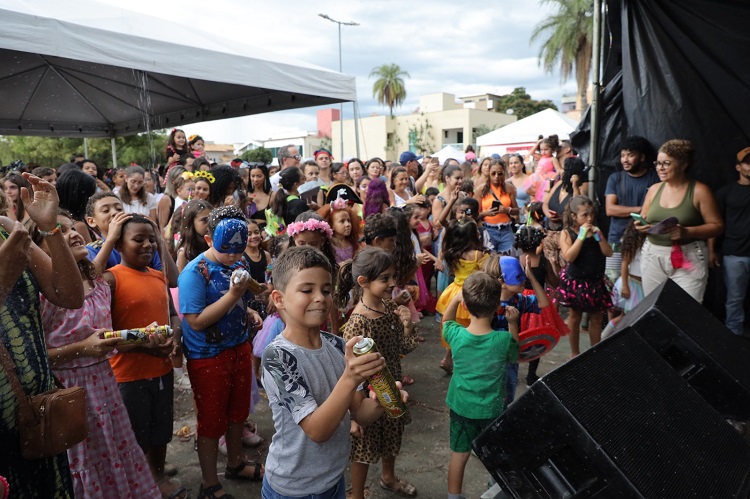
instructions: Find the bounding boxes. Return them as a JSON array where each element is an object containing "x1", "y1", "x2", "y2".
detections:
[
  {"x1": 444, "y1": 130, "x2": 449, "y2": 139},
  {"x1": 457, "y1": 131, "x2": 463, "y2": 144},
  {"x1": 408, "y1": 130, "x2": 416, "y2": 153}
]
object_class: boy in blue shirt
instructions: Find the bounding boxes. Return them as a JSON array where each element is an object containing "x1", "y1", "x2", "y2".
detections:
[{"x1": 442, "y1": 271, "x2": 519, "y2": 499}]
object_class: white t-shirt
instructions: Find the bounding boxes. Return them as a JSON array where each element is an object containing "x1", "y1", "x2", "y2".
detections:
[{"x1": 121, "y1": 192, "x2": 157, "y2": 216}]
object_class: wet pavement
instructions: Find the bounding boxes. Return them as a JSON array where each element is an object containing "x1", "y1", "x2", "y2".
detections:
[{"x1": 165, "y1": 313, "x2": 590, "y2": 498}]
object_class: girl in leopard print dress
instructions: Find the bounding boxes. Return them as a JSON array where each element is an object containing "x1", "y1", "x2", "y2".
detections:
[{"x1": 337, "y1": 246, "x2": 420, "y2": 498}]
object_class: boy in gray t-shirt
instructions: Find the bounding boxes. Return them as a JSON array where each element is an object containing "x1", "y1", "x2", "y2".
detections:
[{"x1": 261, "y1": 246, "x2": 400, "y2": 498}]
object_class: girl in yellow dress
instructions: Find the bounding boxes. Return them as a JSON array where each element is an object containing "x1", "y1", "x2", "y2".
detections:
[{"x1": 435, "y1": 219, "x2": 487, "y2": 372}]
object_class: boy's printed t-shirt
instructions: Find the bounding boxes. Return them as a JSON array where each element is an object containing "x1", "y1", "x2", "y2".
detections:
[
  {"x1": 492, "y1": 293, "x2": 541, "y2": 331},
  {"x1": 87, "y1": 238, "x2": 163, "y2": 271},
  {"x1": 443, "y1": 320, "x2": 518, "y2": 420},
  {"x1": 179, "y1": 253, "x2": 250, "y2": 360},
  {"x1": 261, "y1": 333, "x2": 350, "y2": 497}
]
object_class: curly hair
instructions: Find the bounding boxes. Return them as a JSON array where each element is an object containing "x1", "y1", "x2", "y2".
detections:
[
  {"x1": 209, "y1": 165, "x2": 244, "y2": 207},
  {"x1": 659, "y1": 139, "x2": 694, "y2": 167},
  {"x1": 207, "y1": 205, "x2": 245, "y2": 237},
  {"x1": 317, "y1": 204, "x2": 361, "y2": 257},
  {"x1": 620, "y1": 220, "x2": 646, "y2": 264},
  {"x1": 514, "y1": 225, "x2": 545, "y2": 252},
  {"x1": 442, "y1": 219, "x2": 484, "y2": 273},
  {"x1": 561, "y1": 157, "x2": 587, "y2": 193},
  {"x1": 385, "y1": 207, "x2": 417, "y2": 286},
  {"x1": 362, "y1": 213, "x2": 396, "y2": 245}
]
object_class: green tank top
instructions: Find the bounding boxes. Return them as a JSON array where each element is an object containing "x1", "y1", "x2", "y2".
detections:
[{"x1": 645, "y1": 180, "x2": 703, "y2": 246}]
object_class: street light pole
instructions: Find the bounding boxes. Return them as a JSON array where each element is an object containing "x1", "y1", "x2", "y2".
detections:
[{"x1": 319, "y1": 14, "x2": 359, "y2": 160}]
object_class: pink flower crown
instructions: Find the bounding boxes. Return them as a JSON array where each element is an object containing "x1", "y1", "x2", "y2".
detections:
[{"x1": 286, "y1": 219, "x2": 333, "y2": 238}]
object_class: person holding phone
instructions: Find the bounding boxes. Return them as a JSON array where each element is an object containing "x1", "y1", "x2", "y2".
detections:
[
  {"x1": 476, "y1": 161, "x2": 518, "y2": 254},
  {"x1": 604, "y1": 136, "x2": 660, "y2": 282}
]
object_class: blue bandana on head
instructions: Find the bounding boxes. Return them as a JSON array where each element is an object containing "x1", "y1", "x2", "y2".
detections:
[
  {"x1": 500, "y1": 256, "x2": 526, "y2": 286},
  {"x1": 212, "y1": 218, "x2": 248, "y2": 254}
]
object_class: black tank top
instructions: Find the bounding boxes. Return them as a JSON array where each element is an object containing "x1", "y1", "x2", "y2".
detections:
[
  {"x1": 244, "y1": 250, "x2": 267, "y2": 284},
  {"x1": 524, "y1": 254, "x2": 548, "y2": 289},
  {"x1": 565, "y1": 228, "x2": 605, "y2": 279}
]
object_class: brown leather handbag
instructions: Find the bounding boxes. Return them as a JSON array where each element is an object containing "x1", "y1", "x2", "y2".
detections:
[{"x1": 0, "y1": 339, "x2": 88, "y2": 459}]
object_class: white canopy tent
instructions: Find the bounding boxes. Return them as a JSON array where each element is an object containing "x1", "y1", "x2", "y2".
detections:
[
  {"x1": 476, "y1": 108, "x2": 579, "y2": 157},
  {"x1": 430, "y1": 144, "x2": 465, "y2": 165},
  {"x1": 0, "y1": 0, "x2": 356, "y2": 138}
]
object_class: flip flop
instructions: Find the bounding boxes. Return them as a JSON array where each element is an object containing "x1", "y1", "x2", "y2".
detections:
[{"x1": 379, "y1": 476, "x2": 417, "y2": 498}]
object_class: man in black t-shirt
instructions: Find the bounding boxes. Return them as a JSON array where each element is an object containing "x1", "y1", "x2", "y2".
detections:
[{"x1": 710, "y1": 147, "x2": 750, "y2": 335}]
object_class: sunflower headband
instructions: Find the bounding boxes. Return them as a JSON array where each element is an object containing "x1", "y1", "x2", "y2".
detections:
[
  {"x1": 194, "y1": 170, "x2": 215, "y2": 184},
  {"x1": 180, "y1": 171, "x2": 195, "y2": 181}
]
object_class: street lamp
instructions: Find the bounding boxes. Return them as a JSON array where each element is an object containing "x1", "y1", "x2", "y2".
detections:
[{"x1": 319, "y1": 13, "x2": 359, "y2": 159}]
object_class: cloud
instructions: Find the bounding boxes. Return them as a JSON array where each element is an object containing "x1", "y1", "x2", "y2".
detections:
[{"x1": 91, "y1": 0, "x2": 578, "y2": 144}]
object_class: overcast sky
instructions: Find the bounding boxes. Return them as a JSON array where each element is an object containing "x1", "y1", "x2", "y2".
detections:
[{"x1": 96, "y1": 0, "x2": 575, "y2": 145}]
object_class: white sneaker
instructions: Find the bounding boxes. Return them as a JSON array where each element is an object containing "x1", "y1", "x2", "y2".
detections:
[
  {"x1": 218, "y1": 435, "x2": 227, "y2": 456},
  {"x1": 242, "y1": 426, "x2": 263, "y2": 447}
]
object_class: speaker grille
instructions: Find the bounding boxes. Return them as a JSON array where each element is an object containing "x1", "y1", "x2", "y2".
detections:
[{"x1": 545, "y1": 331, "x2": 750, "y2": 498}]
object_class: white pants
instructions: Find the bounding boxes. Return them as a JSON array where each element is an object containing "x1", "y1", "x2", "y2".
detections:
[{"x1": 641, "y1": 239, "x2": 708, "y2": 303}]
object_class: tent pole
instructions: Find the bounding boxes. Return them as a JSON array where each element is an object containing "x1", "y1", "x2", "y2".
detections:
[
  {"x1": 111, "y1": 137, "x2": 118, "y2": 169},
  {"x1": 84, "y1": 138, "x2": 89, "y2": 158},
  {"x1": 588, "y1": 0, "x2": 603, "y2": 199},
  {"x1": 353, "y1": 98, "x2": 361, "y2": 159}
]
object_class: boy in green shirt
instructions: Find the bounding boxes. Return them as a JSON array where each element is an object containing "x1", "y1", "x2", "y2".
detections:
[{"x1": 442, "y1": 271, "x2": 519, "y2": 499}]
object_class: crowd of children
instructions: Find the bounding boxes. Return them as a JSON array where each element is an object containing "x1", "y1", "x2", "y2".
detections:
[{"x1": 1, "y1": 133, "x2": 666, "y2": 499}]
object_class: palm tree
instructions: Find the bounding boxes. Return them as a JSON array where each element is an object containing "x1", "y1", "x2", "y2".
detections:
[
  {"x1": 530, "y1": 0, "x2": 594, "y2": 110},
  {"x1": 369, "y1": 64, "x2": 410, "y2": 117}
]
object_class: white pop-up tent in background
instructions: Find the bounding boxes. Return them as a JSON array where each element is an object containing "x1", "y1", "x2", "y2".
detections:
[
  {"x1": 476, "y1": 108, "x2": 579, "y2": 158},
  {"x1": 0, "y1": 0, "x2": 355, "y2": 139}
]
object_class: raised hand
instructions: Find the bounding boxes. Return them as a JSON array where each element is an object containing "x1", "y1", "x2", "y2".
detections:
[{"x1": 20, "y1": 173, "x2": 59, "y2": 230}]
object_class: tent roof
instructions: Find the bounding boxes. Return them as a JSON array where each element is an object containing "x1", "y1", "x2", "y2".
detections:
[
  {"x1": 476, "y1": 108, "x2": 579, "y2": 146},
  {"x1": 0, "y1": 1, "x2": 356, "y2": 138},
  {"x1": 430, "y1": 144, "x2": 465, "y2": 164}
]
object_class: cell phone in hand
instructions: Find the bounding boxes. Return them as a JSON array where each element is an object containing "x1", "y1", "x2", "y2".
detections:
[
  {"x1": 630, "y1": 213, "x2": 648, "y2": 225},
  {"x1": 492, "y1": 200, "x2": 503, "y2": 211}
]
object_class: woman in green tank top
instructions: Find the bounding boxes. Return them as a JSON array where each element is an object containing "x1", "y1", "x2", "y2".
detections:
[{"x1": 636, "y1": 140, "x2": 723, "y2": 302}]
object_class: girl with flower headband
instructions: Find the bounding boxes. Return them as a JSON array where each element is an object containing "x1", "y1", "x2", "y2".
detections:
[
  {"x1": 286, "y1": 211, "x2": 340, "y2": 334},
  {"x1": 188, "y1": 134, "x2": 205, "y2": 158},
  {"x1": 166, "y1": 128, "x2": 189, "y2": 167},
  {"x1": 317, "y1": 195, "x2": 362, "y2": 264},
  {"x1": 265, "y1": 166, "x2": 307, "y2": 237}
]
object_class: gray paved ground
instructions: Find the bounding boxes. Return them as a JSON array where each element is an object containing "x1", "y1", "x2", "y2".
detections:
[{"x1": 165, "y1": 313, "x2": 589, "y2": 499}]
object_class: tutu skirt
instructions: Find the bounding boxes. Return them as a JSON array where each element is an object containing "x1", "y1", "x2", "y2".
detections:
[
  {"x1": 611, "y1": 276, "x2": 645, "y2": 313},
  {"x1": 435, "y1": 282, "x2": 470, "y2": 321},
  {"x1": 558, "y1": 268, "x2": 613, "y2": 313},
  {"x1": 252, "y1": 313, "x2": 284, "y2": 357}
]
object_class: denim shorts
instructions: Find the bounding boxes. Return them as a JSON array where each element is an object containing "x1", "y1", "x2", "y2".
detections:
[{"x1": 261, "y1": 475, "x2": 346, "y2": 499}]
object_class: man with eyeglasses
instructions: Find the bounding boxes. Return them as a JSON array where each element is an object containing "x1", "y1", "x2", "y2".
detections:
[
  {"x1": 270, "y1": 144, "x2": 301, "y2": 192},
  {"x1": 709, "y1": 147, "x2": 750, "y2": 335},
  {"x1": 604, "y1": 136, "x2": 660, "y2": 281}
]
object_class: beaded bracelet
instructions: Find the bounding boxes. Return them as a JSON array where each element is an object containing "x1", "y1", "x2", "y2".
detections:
[
  {"x1": 38, "y1": 222, "x2": 62, "y2": 237},
  {"x1": 0, "y1": 475, "x2": 9, "y2": 499}
]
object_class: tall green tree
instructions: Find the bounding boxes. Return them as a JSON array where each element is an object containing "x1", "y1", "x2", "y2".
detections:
[
  {"x1": 530, "y1": 0, "x2": 594, "y2": 109},
  {"x1": 369, "y1": 64, "x2": 410, "y2": 117},
  {"x1": 495, "y1": 87, "x2": 558, "y2": 120},
  {"x1": 241, "y1": 147, "x2": 273, "y2": 164}
]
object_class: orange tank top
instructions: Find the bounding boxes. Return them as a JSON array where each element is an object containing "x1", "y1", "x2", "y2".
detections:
[
  {"x1": 481, "y1": 184, "x2": 512, "y2": 225},
  {"x1": 108, "y1": 264, "x2": 172, "y2": 382}
]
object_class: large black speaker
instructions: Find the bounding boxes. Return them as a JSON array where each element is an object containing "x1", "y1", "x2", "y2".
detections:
[
  {"x1": 616, "y1": 278, "x2": 750, "y2": 421},
  {"x1": 474, "y1": 326, "x2": 750, "y2": 498}
]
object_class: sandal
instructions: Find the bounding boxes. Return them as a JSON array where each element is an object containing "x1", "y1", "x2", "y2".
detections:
[
  {"x1": 198, "y1": 482, "x2": 233, "y2": 499},
  {"x1": 225, "y1": 461, "x2": 264, "y2": 481},
  {"x1": 379, "y1": 476, "x2": 417, "y2": 498}
]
